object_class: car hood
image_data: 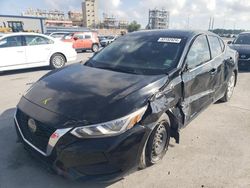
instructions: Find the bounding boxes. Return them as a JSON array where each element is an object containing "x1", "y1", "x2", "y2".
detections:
[
  {"x1": 230, "y1": 44, "x2": 250, "y2": 54},
  {"x1": 24, "y1": 64, "x2": 168, "y2": 125}
]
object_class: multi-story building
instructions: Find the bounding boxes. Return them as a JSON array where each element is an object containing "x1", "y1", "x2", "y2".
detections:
[
  {"x1": 22, "y1": 9, "x2": 73, "y2": 27},
  {"x1": 82, "y1": 0, "x2": 99, "y2": 28},
  {"x1": 68, "y1": 11, "x2": 83, "y2": 27},
  {"x1": 147, "y1": 9, "x2": 170, "y2": 29}
]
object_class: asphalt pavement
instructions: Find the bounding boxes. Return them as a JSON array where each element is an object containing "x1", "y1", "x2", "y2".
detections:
[{"x1": 0, "y1": 52, "x2": 250, "y2": 188}]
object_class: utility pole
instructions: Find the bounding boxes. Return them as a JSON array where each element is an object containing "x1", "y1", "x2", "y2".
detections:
[
  {"x1": 211, "y1": 17, "x2": 214, "y2": 30},
  {"x1": 187, "y1": 14, "x2": 190, "y2": 29},
  {"x1": 208, "y1": 17, "x2": 211, "y2": 30}
]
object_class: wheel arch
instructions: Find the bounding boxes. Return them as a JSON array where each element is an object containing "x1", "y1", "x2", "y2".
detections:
[{"x1": 50, "y1": 52, "x2": 67, "y2": 63}]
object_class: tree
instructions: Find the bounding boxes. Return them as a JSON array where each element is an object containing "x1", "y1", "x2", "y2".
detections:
[{"x1": 127, "y1": 21, "x2": 141, "y2": 32}]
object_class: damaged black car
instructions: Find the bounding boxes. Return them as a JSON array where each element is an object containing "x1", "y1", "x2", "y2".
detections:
[{"x1": 14, "y1": 30, "x2": 238, "y2": 181}]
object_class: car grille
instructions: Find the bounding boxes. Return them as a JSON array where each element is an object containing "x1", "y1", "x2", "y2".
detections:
[
  {"x1": 16, "y1": 109, "x2": 56, "y2": 153},
  {"x1": 239, "y1": 53, "x2": 250, "y2": 60}
]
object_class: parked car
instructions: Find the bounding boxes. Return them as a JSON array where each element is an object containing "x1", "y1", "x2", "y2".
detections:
[
  {"x1": 15, "y1": 30, "x2": 238, "y2": 181},
  {"x1": 229, "y1": 32, "x2": 250, "y2": 70},
  {"x1": 98, "y1": 35, "x2": 107, "y2": 42},
  {"x1": 63, "y1": 32, "x2": 99, "y2": 52},
  {"x1": 100, "y1": 35, "x2": 117, "y2": 47},
  {"x1": 47, "y1": 32, "x2": 71, "y2": 40},
  {"x1": 0, "y1": 33, "x2": 77, "y2": 72}
]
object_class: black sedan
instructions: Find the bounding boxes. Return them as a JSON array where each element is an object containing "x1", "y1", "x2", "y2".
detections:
[
  {"x1": 14, "y1": 30, "x2": 238, "y2": 181},
  {"x1": 229, "y1": 32, "x2": 250, "y2": 70}
]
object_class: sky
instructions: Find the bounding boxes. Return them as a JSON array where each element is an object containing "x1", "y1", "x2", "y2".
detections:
[{"x1": 0, "y1": 0, "x2": 250, "y2": 30}]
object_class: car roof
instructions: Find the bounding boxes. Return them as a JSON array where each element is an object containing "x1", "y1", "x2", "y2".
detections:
[
  {"x1": 128, "y1": 29, "x2": 218, "y2": 40},
  {"x1": 0, "y1": 32, "x2": 54, "y2": 40},
  {"x1": 238, "y1": 32, "x2": 250, "y2": 35},
  {"x1": 0, "y1": 32, "x2": 49, "y2": 37}
]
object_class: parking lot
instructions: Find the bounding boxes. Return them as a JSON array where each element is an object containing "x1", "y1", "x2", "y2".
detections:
[{"x1": 0, "y1": 52, "x2": 250, "y2": 188}]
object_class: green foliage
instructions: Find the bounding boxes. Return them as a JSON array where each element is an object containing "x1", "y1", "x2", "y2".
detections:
[
  {"x1": 127, "y1": 21, "x2": 141, "y2": 32},
  {"x1": 211, "y1": 29, "x2": 246, "y2": 35}
]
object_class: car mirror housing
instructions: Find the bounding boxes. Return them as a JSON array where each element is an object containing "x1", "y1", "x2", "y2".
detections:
[{"x1": 73, "y1": 37, "x2": 78, "y2": 41}]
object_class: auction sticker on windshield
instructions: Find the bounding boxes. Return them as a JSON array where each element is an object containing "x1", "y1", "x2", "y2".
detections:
[{"x1": 158, "y1": 38, "x2": 182, "y2": 43}]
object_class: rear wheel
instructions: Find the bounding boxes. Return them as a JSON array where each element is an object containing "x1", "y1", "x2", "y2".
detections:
[
  {"x1": 50, "y1": 53, "x2": 66, "y2": 69},
  {"x1": 92, "y1": 44, "x2": 99, "y2": 52},
  {"x1": 220, "y1": 72, "x2": 236, "y2": 102},
  {"x1": 139, "y1": 118, "x2": 170, "y2": 169}
]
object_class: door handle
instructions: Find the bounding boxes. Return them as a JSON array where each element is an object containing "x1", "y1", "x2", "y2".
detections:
[
  {"x1": 16, "y1": 50, "x2": 24, "y2": 53},
  {"x1": 209, "y1": 68, "x2": 217, "y2": 75}
]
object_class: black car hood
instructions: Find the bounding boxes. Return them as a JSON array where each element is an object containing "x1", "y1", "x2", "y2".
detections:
[
  {"x1": 230, "y1": 44, "x2": 250, "y2": 54},
  {"x1": 24, "y1": 64, "x2": 168, "y2": 125}
]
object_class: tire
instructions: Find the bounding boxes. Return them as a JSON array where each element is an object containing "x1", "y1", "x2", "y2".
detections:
[
  {"x1": 139, "y1": 118, "x2": 170, "y2": 169},
  {"x1": 220, "y1": 72, "x2": 236, "y2": 102},
  {"x1": 50, "y1": 53, "x2": 66, "y2": 69},
  {"x1": 92, "y1": 44, "x2": 99, "y2": 52}
]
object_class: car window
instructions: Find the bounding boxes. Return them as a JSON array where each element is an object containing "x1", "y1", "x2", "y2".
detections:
[
  {"x1": 208, "y1": 35, "x2": 223, "y2": 58},
  {"x1": 219, "y1": 38, "x2": 225, "y2": 52},
  {"x1": 0, "y1": 36, "x2": 22, "y2": 48},
  {"x1": 74, "y1": 34, "x2": 84, "y2": 39},
  {"x1": 186, "y1": 35, "x2": 211, "y2": 69},
  {"x1": 25, "y1": 36, "x2": 53, "y2": 46},
  {"x1": 85, "y1": 35, "x2": 91, "y2": 39},
  {"x1": 88, "y1": 35, "x2": 187, "y2": 75}
]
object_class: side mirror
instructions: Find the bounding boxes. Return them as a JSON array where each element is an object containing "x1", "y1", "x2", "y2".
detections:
[
  {"x1": 73, "y1": 36, "x2": 78, "y2": 41},
  {"x1": 227, "y1": 41, "x2": 232, "y2": 44}
]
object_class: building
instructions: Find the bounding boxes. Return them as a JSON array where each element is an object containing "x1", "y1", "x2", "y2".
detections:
[
  {"x1": 147, "y1": 9, "x2": 170, "y2": 29},
  {"x1": 0, "y1": 14, "x2": 46, "y2": 33},
  {"x1": 68, "y1": 11, "x2": 83, "y2": 27},
  {"x1": 22, "y1": 9, "x2": 72, "y2": 27},
  {"x1": 22, "y1": 9, "x2": 65, "y2": 20},
  {"x1": 100, "y1": 13, "x2": 128, "y2": 29},
  {"x1": 103, "y1": 14, "x2": 116, "y2": 29},
  {"x1": 82, "y1": 0, "x2": 99, "y2": 28},
  {"x1": 118, "y1": 20, "x2": 129, "y2": 29}
]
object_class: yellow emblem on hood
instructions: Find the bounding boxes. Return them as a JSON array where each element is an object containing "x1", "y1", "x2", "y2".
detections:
[{"x1": 42, "y1": 98, "x2": 52, "y2": 105}]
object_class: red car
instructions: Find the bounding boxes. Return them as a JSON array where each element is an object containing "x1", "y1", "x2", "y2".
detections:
[{"x1": 63, "y1": 32, "x2": 99, "y2": 52}]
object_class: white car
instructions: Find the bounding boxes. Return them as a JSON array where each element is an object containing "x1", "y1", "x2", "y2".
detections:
[{"x1": 0, "y1": 33, "x2": 77, "y2": 72}]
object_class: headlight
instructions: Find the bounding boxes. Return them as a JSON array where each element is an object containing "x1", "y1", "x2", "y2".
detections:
[{"x1": 71, "y1": 106, "x2": 147, "y2": 138}]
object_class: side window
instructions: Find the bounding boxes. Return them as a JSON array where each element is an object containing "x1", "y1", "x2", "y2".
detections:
[
  {"x1": 25, "y1": 36, "x2": 53, "y2": 46},
  {"x1": 208, "y1": 36, "x2": 223, "y2": 58},
  {"x1": 0, "y1": 36, "x2": 22, "y2": 48},
  {"x1": 186, "y1": 35, "x2": 211, "y2": 69},
  {"x1": 219, "y1": 38, "x2": 225, "y2": 52},
  {"x1": 74, "y1": 34, "x2": 84, "y2": 39},
  {"x1": 85, "y1": 35, "x2": 91, "y2": 39}
]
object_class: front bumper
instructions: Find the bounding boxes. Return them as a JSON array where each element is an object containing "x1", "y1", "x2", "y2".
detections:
[{"x1": 14, "y1": 104, "x2": 150, "y2": 181}]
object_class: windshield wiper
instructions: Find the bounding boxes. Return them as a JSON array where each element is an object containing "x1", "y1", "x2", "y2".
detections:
[{"x1": 95, "y1": 66, "x2": 140, "y2": 74}]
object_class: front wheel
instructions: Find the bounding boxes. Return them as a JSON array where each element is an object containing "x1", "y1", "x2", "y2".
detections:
[
  {"x1": 92, "y1": 44, "x2": 99, "y2": 52},
  {"x1": 220, "y1": 72, "x2": 236, "y2": 102},
  {"x1": 50, "y1": 53, "x2": 66, "y2": 69},
  {"x1": 139, "y1": 119, "x2": 170, "y2": 169}
]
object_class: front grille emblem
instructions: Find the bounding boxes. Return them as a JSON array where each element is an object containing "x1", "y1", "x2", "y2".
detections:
[{"x1": 28, "y1": 118, "x2": 37, "y2": 133}]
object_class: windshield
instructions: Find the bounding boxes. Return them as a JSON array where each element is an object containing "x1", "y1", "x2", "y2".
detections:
[
  {"x1": 234, "y1": 34, "x2": 250, "y2": 45},
  {"x1": 86, "y1": 34, "x2": 186, "y2": 75}
]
